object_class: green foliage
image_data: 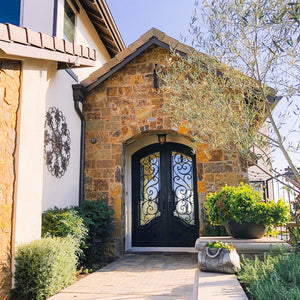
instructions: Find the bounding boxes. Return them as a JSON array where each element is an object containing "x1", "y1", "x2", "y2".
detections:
[
  {"x1": 205, "y1": 183, "x2": 290, "y2": 226},
  {"x1": 203, "y1": 223, "x2": 229, "y2": 237},
  {"x1": 42, "y1": 207, "x2": 88, "y2": 260},
  {"x1": 238, "y1": 251, "x2": 300, "y2": 300},
  {"x1": 205, "y1": 240, "x2": 235, "y2": 251},
  {"x1": 76, "y1": 200, "x2": 114, "y2": 268},
  {"x1": 201, "y1": 207, "x2": 229, "y2": 236},
  {"x1": 12, "y1": 236, "x2": 76, "y2": 300}
]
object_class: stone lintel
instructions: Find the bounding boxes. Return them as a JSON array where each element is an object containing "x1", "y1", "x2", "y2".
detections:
[{"x1": 195, "y1": 236, "x2": 292, "y2": 257}]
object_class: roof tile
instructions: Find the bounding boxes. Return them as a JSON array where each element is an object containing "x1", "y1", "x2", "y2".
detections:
[
  {"x1": 162, "y1": 35, "x2": 179, "y2": 48},
  {"x1": 7, "y1": 24, "x2": 27, "y2": 45},
  {"x1": 83, "y1": 27, "x2": 197, "y2": 89},
  {"x1": 88, "y1": 47, "x2": 95, "y2": 60},
  {"x1": 40, "y1": 33, "x2": 54, "y2": 50},
  {"x1": 26, "y1": 28, "x2": 42, "y2": 47},
  {"x1": 151, "y1": 28, "x2": 165, "y2": 40},
  {"x1": 54, "y1": 36, "x2": 65, "y2": 52},
  {"x1": 91, "y1": 49, "x2": 96, "y2": 61},
  {"x1": 140, "y1": 28, "x2": 156, "y2": 42},
  {"x1": 88, "y1": 65, "x2": 109, "y2": 82},
  {"x1": 115, "y1": 48, "x2": 132, "y2": 62},
  {"x1": 81, "y1": 45, "x2": 89, "y2": 58},
  {"x1": 74, "y1": 43, "x2": 82, "y2": 56},
  {"x1": 103, "y1": 57, "x2": 118, "y2": 71},
  {"x1": 64, "y1": 40, "x2": 74, "y2": 54},
  {"x1": 0, "y1": 24, "x2": 9, "y2": 42},
  {"x1": 0, "y1": 23, "x2": 96, "y2": 66},
  {"x1": 128, "y1": 38, "x2": 145, "y2": 52},
  {"x1": 175, "y1": 42, "x2": 193, "y2": 55}
]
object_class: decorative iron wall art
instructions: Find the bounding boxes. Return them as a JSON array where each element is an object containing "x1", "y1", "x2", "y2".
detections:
[{"x1": 44, "y1": 107, "x2": 71, "y2": 178}]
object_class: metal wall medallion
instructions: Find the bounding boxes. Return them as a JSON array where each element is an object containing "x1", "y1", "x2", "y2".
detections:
[{"x1": 44, "y1": 107, "x2": 71, "y2": 178}]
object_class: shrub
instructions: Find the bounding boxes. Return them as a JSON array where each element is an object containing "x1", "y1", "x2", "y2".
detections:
[
  {"x1": 238, "y1": 251, "x2": 300, "y2": 300},
  {"x1": 42, "y1": 207, "x2": 88, "y2": 260},
  {"x1": 76, "y1": 200, "x2": 114, "y2": 268},
  {"x1": 12, "y1": 236, "x2": 77, "y2": 300},
  {"x1": 201, "y1": 207, "x2": 229, "y2": 236},
  {"x1": 205, "y1": 183, "x2": 290, "y2": 226}
]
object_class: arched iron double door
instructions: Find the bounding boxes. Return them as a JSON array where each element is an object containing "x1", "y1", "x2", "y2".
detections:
[{"x1": 132, "y1": 142, "x2": 199, "y2": 247}]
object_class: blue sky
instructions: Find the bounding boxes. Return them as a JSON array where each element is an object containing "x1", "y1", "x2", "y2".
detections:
[
  {"x1": 0, "y1": 0, "x2": 21, "y2": 25},
  {"x1": 106, "y1": 0, "x2": 195, "y2": 46}
]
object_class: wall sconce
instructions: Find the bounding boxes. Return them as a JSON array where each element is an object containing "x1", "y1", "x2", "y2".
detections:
[{"x1": 157, "y1": 134, "x2": 167, "y2": 145}]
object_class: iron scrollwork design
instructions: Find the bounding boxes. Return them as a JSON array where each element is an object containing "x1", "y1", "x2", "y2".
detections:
[
  {"x1": 139, "y1": 152, "x2": 161, "y2": 225},
  {"x1": 172, "y1": 151, "x2": 195, "y2": 225},
  {"x1": 44, "y1": 107, "x2": 71, "y2": 178}
]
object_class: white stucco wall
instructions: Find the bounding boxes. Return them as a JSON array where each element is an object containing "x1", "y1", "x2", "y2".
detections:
[
  {"x1": 41, "y1": 0, "x2": 111, "y2": 211},
  {"x1": 42, "y1": 70, "x2": 81, "y2": 210},
  {"x1": 14, "y1": 59, "x2": 56, "y2": 246},
  {"x1": 21, "y1": 0, "x2": 55, "y2": 35},
  {"x1": 15, "y1": 0, "x2": 114, "y2": 220}
]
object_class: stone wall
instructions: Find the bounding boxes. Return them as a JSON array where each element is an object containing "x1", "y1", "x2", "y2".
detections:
[
  {"x1": 0, "y1": 59, "x2": 21, "y2": 297},
  {"x1": 84, "y1": 45, "x2": 247, "y2": 254}
]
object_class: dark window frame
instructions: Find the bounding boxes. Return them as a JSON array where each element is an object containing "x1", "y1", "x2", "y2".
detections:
[{"x1": 63, "y1": 0, "x2": 76, "y2": 43}]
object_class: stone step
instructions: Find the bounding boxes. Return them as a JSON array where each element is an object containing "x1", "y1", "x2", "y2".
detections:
[{"x1": 195, "y1": 236, "x2": 292, "y2": 259}]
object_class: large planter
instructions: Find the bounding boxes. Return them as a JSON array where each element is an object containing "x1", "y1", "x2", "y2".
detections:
[{"x1": 225, "y1": 221, "x2": 268, "y2": 239}]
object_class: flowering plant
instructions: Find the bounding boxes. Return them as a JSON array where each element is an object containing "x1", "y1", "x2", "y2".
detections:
[
  {"x1": 205, "y1": 183, "x2": 289, "y2": 227},
  {"x1": 205, "y1": 241, "x2": 235, "y2": 251}
]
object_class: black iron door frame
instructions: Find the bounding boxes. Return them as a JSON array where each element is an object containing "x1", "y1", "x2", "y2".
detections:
[{"x1": 132, "y1": 142, "x2": 199, "y2": 247}]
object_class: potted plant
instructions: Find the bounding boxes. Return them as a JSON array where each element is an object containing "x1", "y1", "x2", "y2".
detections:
[{"x1": 205, "y1": 183, "x2": 289, "y2": 239}]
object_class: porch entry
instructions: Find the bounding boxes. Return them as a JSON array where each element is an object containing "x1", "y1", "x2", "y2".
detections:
[{"x1": 132, "y1": 142, "x2": 199, "y2": 247}]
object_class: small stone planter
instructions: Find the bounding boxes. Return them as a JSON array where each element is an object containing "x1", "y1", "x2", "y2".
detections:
[{"x1": 198, "y1": 246, "x2": 241, "y2": 274}]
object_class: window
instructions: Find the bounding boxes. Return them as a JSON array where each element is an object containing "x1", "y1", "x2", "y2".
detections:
[
  {"x1": 0, "y1": 0, "x2": 21, "y2": 26},
  {"x1": 63, "y1": 0, "x2": 75, "y2": 43}
]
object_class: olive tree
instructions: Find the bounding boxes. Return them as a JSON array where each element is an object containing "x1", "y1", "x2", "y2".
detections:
[{"x1": 159, "y1": 0, "x2": 300, "y2": 191}]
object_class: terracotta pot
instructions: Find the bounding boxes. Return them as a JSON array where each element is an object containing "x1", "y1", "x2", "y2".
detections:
[{"x1": 225, "y1": 221, "x2": 268, "y2": 239}]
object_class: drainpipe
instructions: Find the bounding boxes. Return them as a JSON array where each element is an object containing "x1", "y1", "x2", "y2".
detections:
[{"x1": 72, "y1": 84, "x2": 87, "y2": 206}]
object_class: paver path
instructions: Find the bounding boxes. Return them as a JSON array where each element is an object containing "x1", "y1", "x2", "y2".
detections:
[
  {"x1": 49, "y1": 254, "x2": 197, "y2": 300},
  {"x1": 49, "y1": 253, "x2": 248, "y2": 300}
]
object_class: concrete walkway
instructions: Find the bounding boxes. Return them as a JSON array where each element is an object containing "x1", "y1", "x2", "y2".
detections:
[{"x1": 49, "y1": 254, "x2": 248, "y2": 300}]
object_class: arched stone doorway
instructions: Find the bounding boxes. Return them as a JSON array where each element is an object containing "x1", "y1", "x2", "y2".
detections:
[
  {"x1": 83, "y1": 31, "x2": 249, "y2": 255},
  {"x1": 125, "y1": 133, "x2": 199, "y2": 251}
]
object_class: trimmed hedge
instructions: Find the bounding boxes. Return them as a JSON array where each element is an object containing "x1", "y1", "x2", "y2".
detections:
[
  {"x1": 42, "y1": 207, "x2": 88, "y2": 261},
  {"x1": 41, "y1": 200, "x2": 114, "y2": 269},
  {"x1": 76, "y1": 200, "x2": 114, "y2": 268},
  {"x1": 12, "y1": 236, "x2": 77, "y2": 300}
]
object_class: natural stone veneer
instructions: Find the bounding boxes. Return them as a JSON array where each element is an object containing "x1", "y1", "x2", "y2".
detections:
[
  {"x1": 0, "y1": 59, "x2": 21, "y2": 297},
  {"x1": 84, "y1": 45, "x2": 248, "y2": 255}
]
